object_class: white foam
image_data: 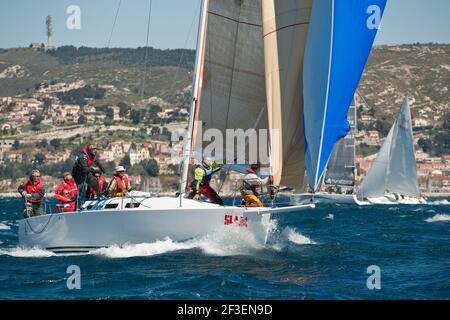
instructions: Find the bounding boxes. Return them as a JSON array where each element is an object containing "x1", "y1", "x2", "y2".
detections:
[
  {"x1": 282, "y1": 227, "x2": 316, "y2": 245},
  {"x1": 270, "y1": 227, "x2": 316, "y2": 251},
  {"x1": 91, "y1": 226, "x2": 265, "y2": 258},
  {"x1": 0, "y1": 223, "x2": 11, "y2": 230},
  {"x1": 425, "y1": 214, "x2": 450, "y2": 223},
  {"x1": 427, "y1": 199, "x2": 450, "y2": 206},
  {"x1": 324, "y1": 214, "x2": 334, "y2": 220},
  {"x1": 91, "y1": 238, "x2": 195, "y2": 258},
  {"x1": 0, "y1": 246, "x2": 56, "y2": 257}
]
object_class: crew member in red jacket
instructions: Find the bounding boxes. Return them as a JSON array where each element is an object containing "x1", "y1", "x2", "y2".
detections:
[
  {"x1": 55, "y1": 172, "x2": 78, "y2": 199},
  {"x1": 18, "y1": 170, "x2": 45, "y2": 217},
  {"x1": 53, "y1": 188, "x2": 76, "y2": 213}
]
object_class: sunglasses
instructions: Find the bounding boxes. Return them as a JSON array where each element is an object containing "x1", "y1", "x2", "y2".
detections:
[{"x1": 94, "y1": 175, "x2": 101, "y2": 178}]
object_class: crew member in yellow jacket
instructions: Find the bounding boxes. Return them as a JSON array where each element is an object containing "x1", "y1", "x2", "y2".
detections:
[
  {"x1": 107, "y1": 166, "x2": 133, "y2": 197},
  {"x1": 188, "y1": 157, "x2": 223, "y2": 205},
  {"x1": 241, "y1": 163, "x2": 270, "y2": 207}
]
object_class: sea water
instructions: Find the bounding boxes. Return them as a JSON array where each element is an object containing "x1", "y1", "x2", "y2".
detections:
[{"x1": 0, "y1": 197, "x2": 449, "y2": 299}]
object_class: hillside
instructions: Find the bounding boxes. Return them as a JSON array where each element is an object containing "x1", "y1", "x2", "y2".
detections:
[
  {"x1": 359, "y1": 44, "x2": 449, "y2": 124},
  {"x1": 0, "y1": 44, "x2": 449, "y2": 148},
  {"x1": 0, "y1": 46, "x2": 194, "y2": 107}
]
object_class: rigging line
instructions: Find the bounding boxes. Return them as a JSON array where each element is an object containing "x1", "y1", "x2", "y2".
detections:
[
  {"x1": 224, "y1": 5, "x2": 243, "y2": 133},
  {"x1": 208, "y1": 31, "x2": 213, "y2": 129},
  {"x1": 107, "y1": 0, "x2": 122, "y2": 48},
  {"x1": 141, "y1": 0, "x2": 153, "y2": 98}
]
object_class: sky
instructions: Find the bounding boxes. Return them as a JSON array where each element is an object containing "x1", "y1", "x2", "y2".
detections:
[{"x1": 0, "y1": 0, "x2": 449, "y2": 49}]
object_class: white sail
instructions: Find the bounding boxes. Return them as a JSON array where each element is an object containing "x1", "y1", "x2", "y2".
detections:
[
  {"x1": 194, "y1": 0, "x2": 267, "y2": 163},
  {"x1": 357, "y1": 97, "x2": 420, "y2": 200},
  {"x1": 357, "y1": 123, "x2": 394, "y2": 200},
  {"x1": 262, "y1": 0, "x2": 313, "y2": 190},
  {"x1": 385, "y1": 97, "x2": 420, "y2": 197}
]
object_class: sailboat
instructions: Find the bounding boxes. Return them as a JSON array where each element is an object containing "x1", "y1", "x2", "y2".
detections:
[
  {"x1": 19, "y1": 0, "x2": 386, "y2": 253},
  {"x1": 291, "y1": 99, "x2": 358, "y2": 205},
  {"x1": 354, "y1": 97, "x2": 426, "y2": 205}
]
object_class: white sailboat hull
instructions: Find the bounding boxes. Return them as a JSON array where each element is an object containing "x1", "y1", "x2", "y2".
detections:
[
  {"x1": 19, "y1": 197, "x2": 313, "y2": 253},
  {"x1": 356, "y1": 194, "x2": 427, "y2": 206},
  {"x1": 290, "y1": 192, "x2": 356, "y2": 205}
]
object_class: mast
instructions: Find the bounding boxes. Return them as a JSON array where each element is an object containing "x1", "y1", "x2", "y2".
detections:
[{"x1": 180, "y1": 0, "x2": 209, "y2": 204}]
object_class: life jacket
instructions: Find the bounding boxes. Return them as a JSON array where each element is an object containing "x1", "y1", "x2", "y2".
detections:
[
  {"x1": 82, "y1": 146, "x2": 97, "y2": 167},
  {"x1": 56, "y1": 179, "x2": 78, "y2": 198},
  {"x1": 114, "y1": 175, "x2": 129, "y2": 195},
  {"x1": 194, "y1": 164, "x2": 212, "y2": 185},
  {"x1": 88, "y1": 176, "x2": 105, "y2": 197},
  {"x1": 53, "y1": 193, "x2": 76, "y2": 213},
  {"x1": 23, "y1": 180, "x2": 43, "y2": 203}
]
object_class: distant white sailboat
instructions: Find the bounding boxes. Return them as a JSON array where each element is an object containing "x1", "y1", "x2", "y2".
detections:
[{"x1": 355, "y1": 97, "x2": 426, "y2": 205}]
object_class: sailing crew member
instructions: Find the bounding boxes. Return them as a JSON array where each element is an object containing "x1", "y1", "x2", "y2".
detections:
[
  {"x1": 85, "y1": 167, "x2": 108, "y2": 198},
  {"x1": 17, "y1": 170, "x2": 45, "y2": 217},
  {"x1": 189, "y1": 157, "x2": 224, "y2": 206},
  {"x1": 55, "y1": 172, "x2": 78, "y2": 199},
  {"x1": 106, "y1": 166, "x2": 133, "y2": 197},
  {"x1": 241, "y1": 163, "x2": 270, "y2": 207},
  {"x1": 72, "y1": 142, "x2": 105, "y2": 197},
  {"x1": 54, "y1": 188, "x2": 76, "y2": 213}
]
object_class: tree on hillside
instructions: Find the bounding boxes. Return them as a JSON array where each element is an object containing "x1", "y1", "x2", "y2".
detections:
[
  {"x1": 418, "y1": 138, "x2": 432, "y2": 153},
  {"x1": 31, "y1": 115, "x2": 44, "y2": 126},
  {"x1": 150, "y1": 126, "x2": 161, "y2": 136},
  {"x1": 144, "y1": 159, "x2": 159, "y2": 177},
  {"x1": 105, "y1": 107, "x2": 114, "y2": 120},
  {"x1": 78, "y1": 115, "x2": 87, "y2": 124},
  {"x1": 130, "y1": 109, "x2": 141, "y2": 124},
  {"x1": 12, "y1": 139, "x2": 20, "y2": 150},
  {"x1": 34, "y1": 154, "x2": 46, "y2": 165},
  {"x1": 118, "y1": 102, "x2": 129, "y2": 117},
  {"x1": 38, "y1": 139, "x2": 48, "y2": 148},
  {"x1": 50, "y1": 138, "x2": 61, "y2": 150},
  {"x1": 120, "y1": 154, "x2": 131, "y2": 168},
  {"x1": 148, "y1": 104, "x2": 162, "y2": 118}
]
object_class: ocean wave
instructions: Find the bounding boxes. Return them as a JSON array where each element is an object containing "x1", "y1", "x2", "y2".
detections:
[
  {"x1": 425, "y1": 214, "x2": 450, "y2": 223},
  {"x1": 324, "y1": 214, "x2": 334, "y2": 220},
  {"x1": 0, "y1": 246, "x2": 56, "y2": 257},
  {"x1": 281, "y1": 227, "x2": 317, "y2": 245},
  {"x1": 0, "y1": 223, "x2": 11, "y2": 230},
  {"x1": 427, "y1": 199, "x2": 450, "y2": 206},
  {"x1": 270, "y1": 227, "x2": 317, "y2": 251}
]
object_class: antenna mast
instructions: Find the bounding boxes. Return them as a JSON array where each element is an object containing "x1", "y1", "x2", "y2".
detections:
[{"x1": 46, "y1": 15, "x2": 53, "y2": 49}]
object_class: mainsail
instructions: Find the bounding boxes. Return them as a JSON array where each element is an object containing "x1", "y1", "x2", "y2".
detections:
[
  {"x1": 385, "y1": 98, "x2": 420, "y2": 197},
  {"x1": 357, "y1": 97, "x2": 420, "y2": 200},
  {"x1": 303, "y1": 0, "x2": 387, "y2": 190},
  {"x1": 194, "y1": 0, "x2": 267, "y2": 162},
  {"x1": 323, "y1": 101, "x2": 357, "y2": 187}
]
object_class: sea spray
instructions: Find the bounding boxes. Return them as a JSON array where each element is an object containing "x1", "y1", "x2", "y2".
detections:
[{"x1": 425, "y1": 214, "x2": 450, "y2": 223}]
